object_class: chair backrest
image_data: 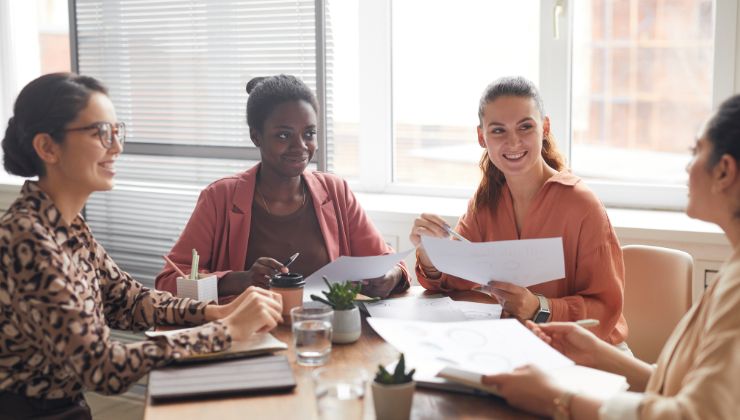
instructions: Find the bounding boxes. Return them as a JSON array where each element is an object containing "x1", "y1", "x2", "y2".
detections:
[{"x1": 622, "y1": 244, "x2": 693, "y2": 364}]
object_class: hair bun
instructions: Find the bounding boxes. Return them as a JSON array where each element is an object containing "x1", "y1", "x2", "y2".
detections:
[{"x1": 246, "y1": 77, "x2": 266, "y2": 94}]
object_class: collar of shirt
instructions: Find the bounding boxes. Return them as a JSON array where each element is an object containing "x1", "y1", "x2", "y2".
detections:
[
  {"x1": 19, "y1": 181, "x2": 91, "y2": 250},
  {"x1": 543, "y1": 170, "x2": 581, "y2": 187}
]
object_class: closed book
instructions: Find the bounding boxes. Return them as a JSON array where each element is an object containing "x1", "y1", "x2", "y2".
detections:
[{"x1": 145, "y1": 329, "x2": 287, "y2": 364}]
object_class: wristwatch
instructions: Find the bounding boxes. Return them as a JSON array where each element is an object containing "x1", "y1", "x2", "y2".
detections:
[{"x1": 532, "y1": 293, "x2": 551, "y2": 323}]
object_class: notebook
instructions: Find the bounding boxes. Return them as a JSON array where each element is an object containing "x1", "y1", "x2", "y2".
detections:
[
  {"x1": 145, "y1": 329, "x2": 288, "y2": 364},
  {"x1": 148, "y1": 355, "x2": 296, "y2": 403},
  {"x1": 436, "y1": 364, "x2": 629, "y2": 400}
]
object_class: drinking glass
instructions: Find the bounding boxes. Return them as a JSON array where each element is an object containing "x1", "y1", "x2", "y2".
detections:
[
  {"x1": 312, "y1": 367, "x2": 367, "y2": 420},
  {"x1": 291, "y1": 304, "x2": 333, "y2": 366}
]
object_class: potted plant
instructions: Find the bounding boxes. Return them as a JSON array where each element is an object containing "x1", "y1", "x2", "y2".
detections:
[
  {"x1": 310, "y1": 277, "x2": 362, "y2": 344},
  {"x1": 372, "y1": 353, "x2": 416, "y2": 420}
]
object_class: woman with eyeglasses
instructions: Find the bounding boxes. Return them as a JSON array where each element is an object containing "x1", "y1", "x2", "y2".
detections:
[
  {"x1": 481, "y1": 94, "x2": 740, "y2": 419},
  {"x1": 155, "y1": 75, "x2": 410, "y2": 300},
  {"x1": 0, "y1": 73, "x2": 283, "y2": 419}
]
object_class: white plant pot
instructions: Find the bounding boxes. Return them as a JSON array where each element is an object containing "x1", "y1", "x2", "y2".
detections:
[
  {"x1": 331, "y1": 306, "x2": 361, "y2": 343},
  {"x1": 371, "y1": 381, "x2": 415, "y2": 420}
]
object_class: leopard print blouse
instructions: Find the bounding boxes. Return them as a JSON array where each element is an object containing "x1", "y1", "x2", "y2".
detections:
[{"x1": 0, "y1": 181, "x2": 232, "y2": 400}]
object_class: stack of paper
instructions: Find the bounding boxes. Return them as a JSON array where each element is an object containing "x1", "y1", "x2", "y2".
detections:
[{"x1": 364, "y1": 296, "x2": 502, "y2": 322}]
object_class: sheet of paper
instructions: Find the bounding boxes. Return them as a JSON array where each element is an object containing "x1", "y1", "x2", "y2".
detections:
[
  {"x1": 367, "y1": 318, "x2": 574, "y2": 375},
  {"x1": 303, "y1": 250, "x2": 413, "y2": 299},
  {"x1": 420, "y1": 236, "x2": 565, "y2": 287},
  {"x1": 363, "y1": 296, "x2": 501, "y2": 322},
  {"x1": 452, "y1": 301, "x2": 502, "y2": 320},
  {"x1": 364, "y1": 296, "x2": 468, "y2": 322}
]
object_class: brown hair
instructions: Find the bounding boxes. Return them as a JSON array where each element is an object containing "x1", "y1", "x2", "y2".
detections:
[{"x1": 473, "y1": 76, "x2": 566, "y2": 212}]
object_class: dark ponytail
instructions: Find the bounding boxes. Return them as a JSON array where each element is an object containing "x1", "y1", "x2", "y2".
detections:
[{"x1": 2, "y1": 72, "x2": 107, "y2": 177}]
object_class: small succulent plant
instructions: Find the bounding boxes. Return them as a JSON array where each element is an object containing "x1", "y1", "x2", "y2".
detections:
[
  {"x1": 310, "y1": 276, "x2": 361, "y2": 310},
  {"x1": 374, "y1": 353, "x2": 415, "y2": 385}
]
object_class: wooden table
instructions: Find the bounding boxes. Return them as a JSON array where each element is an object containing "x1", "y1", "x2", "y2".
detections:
[{"x1": 144, "y1": 288, "x2": 536, "y2": 420}]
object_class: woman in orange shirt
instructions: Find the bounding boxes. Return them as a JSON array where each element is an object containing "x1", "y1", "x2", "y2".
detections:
[{"x1": 410, "y1": 76, "x2": 627, "y2": 345}]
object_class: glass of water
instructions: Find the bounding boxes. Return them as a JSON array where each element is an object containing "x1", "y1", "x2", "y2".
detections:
[
  {"x1": 312, "y1": 367, "x2": 367, "y2": 420},
  {"x1": 291, "y1": 304, "x2": 333, "y2": 366}
]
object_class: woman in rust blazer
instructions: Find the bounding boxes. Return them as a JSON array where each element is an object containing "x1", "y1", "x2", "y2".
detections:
[{"x1": 156, "y1": 75, "x2": 409, "y2": 301}]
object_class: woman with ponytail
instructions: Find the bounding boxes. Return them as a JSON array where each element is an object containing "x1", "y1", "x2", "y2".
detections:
[
  {"x1": 409, "y1": 76, "x2": 627, "y2": 346},
  {"x1": 0, "y1": 73, "x2": 283, "y2": 419}
]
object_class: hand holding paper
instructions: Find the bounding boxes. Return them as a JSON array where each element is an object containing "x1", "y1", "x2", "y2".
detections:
[
  {"x1": 420, "y1": 236, "x2": 565, "y2": 287},
  {"x1": 303, "y1": 250, "x2": 413, "y2": 300}
]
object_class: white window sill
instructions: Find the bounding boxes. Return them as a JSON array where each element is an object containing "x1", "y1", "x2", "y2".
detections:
[
  {"x1": 354, "y1": 191, "x2": 728, "y2": 247},
  {"x1": 0, "y1": 180, "x2": 728, "y2": 247}
]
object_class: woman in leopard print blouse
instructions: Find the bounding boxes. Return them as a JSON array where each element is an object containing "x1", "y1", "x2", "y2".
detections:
[{"x1": 0, "y1": 73, "x2": 284, "y2": 419}]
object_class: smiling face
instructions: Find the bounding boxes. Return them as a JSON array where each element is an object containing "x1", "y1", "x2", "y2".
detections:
[
  {"x1": 50, "y1": 92, "x2": 122, "y2": 194},
  {"x1": 251, "y1": 100, "x2": 318, "y2": 178},
  {"x1": 477, "y1": 95, "x2": 550, "y2": 178}
]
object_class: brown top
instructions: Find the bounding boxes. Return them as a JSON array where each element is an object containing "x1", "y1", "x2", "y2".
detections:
[
  {"x1": 246, "y1": 192, "x2": 330, "y2": 278},
  {"x1": 0, "y1": 181, "x2": 231, "y2": 400},
  {"x1": 416, "y1": 171, "x2": 628, "y2": 344}
]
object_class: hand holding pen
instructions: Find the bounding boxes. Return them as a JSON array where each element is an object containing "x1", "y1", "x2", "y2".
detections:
[
  {"x1": 219, "y1": 253, "x2": 300, "y2": 293},
  {"x1": 410, "y1": 213, "x2": 469, "y2": 275}
]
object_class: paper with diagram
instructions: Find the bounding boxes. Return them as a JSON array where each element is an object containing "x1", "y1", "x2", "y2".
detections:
[
  {"x1": 367, "y1": 318, "x2": 573, "y2": 375},
  {"x1": 420, "y1": 236, "x2": 565, "y2": 287}
]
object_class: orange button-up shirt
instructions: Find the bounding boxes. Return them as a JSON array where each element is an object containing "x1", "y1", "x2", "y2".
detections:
[{"x1": 416, "y1": 171, "x2": 628, "y2": 344}]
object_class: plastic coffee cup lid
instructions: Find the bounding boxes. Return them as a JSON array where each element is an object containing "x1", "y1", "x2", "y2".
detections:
[{"x1": 269, "y1": 272, "x2": 305, "y2": 288}]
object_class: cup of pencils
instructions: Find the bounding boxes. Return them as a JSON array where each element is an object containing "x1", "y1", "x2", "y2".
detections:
[{"x1": 172, "y1": 249, "x2": 218, "y2": 302}]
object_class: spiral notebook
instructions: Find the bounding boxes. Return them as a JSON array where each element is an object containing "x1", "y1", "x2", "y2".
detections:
[{"x1": 148, "y1": 355, "x2": 296, "y2": 403}]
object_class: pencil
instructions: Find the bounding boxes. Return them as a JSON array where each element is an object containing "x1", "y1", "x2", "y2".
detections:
[
  {"x1": 162, "y1": 255, "x2": 188, "y2": 279},
  {"x1": 575, "y1": 319, "x2": 600, "y2": 328},
  {"x1": 190, "y1": 249, "x2": 199, "y2": 280},
  {"x1": 444, "y1": 225, "x2": 470, "y2": 243}
]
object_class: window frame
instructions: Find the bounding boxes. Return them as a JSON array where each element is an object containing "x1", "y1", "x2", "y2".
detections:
[{"x1": 350, "y1": 0, "x2": 737, "y2": 211}]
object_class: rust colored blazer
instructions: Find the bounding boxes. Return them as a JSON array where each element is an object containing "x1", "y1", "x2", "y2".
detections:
[{"x1": 156, "y1": 163, "x2": 409, "y2": 300}]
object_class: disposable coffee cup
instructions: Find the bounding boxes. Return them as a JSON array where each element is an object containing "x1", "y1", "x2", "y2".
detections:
[{"x1": 269, "y1": 272, "x2": 306, "y2": 319}]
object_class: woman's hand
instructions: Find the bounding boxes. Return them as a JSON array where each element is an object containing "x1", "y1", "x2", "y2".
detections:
[
  {"x1": 410, "y1": 213, "x2": 454, "y2": 273},
  {"x1": 485, "y1": 281, "x2": 540, "y2": 320},
  {"x1": 482, "y1": 365, "x2": 565, "y2": 417},
  {"x1": 525, "y1": 321, "x2": 605, "y2": 368},
  {"x1": 222, "y1": 287, "x2": 283, "y2": 342},
  {"x1": 219, "y1": 257, "x2": 287, "y2": 294},
  {"x1": 360, "y1": 267, "x2": 403, "y2": 298},
  {"x1": 409, "y1": 213, "x2": 450, "y2": 247}
]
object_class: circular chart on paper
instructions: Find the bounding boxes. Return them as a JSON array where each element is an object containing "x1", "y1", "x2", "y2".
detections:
[
  {"x1": 402, "y1": 325, "x2": 428, "y2": 338},
  {"x1": 417, "y1": 341, "x2": 444, "y2": 354},
  {"x1": 467, "y1": 352, "x2": 512, "y2": 373},
  {"x1": 446, "y1": 328, "x2": 488, "y2": 347},
  {"x1": 461, "y1": 310, "x2": 497, "y2": 320}
]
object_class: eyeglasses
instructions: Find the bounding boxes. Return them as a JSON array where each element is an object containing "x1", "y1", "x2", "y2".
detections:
[{"x1": 62, "y1": 122, "x2": 126, "y2": 149}]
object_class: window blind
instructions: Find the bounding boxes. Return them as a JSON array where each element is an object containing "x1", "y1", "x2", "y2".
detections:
[{"x1": 74, "y1": 0, "x2": 328, "y2": 289}]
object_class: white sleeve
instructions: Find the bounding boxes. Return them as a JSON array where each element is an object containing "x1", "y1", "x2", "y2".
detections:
[{"x1": 599, "y1": 391, "x2": 644, "y2": 420}]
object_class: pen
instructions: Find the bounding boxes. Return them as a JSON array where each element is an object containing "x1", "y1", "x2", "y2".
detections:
[
  {"x1": 162, "y1": 255, "x2": 188, "y2": 279},
  {"x1": 444, "y1": 225, "x2": 470, "y2": 243},
  {"x1": 575, "y1": 319, "x2": 600, "y2": 328},
  {"x1": 190, "y1": 249, "x2": 199, "y2": 280},
  {"x1": 282, "y1": 252, "x2": 300, "y2": 270}
]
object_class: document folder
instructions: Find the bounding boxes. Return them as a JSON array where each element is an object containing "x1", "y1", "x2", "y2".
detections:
[{"x1": 148, "y1": 355, "x2": 296, "y2": 403}]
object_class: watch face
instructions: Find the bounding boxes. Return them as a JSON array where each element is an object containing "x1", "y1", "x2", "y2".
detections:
[{"x1": 534, "y1": 311, "x2": 550, "y2": 324}]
